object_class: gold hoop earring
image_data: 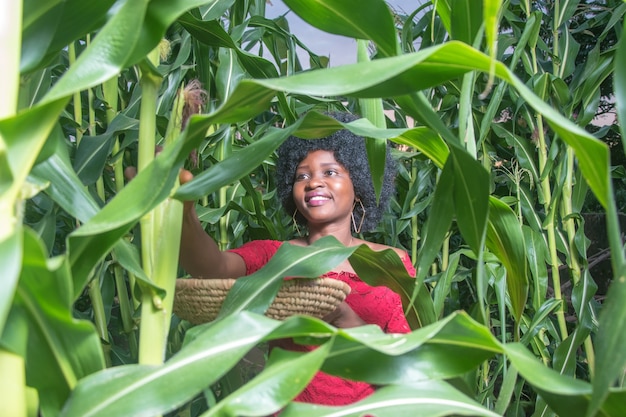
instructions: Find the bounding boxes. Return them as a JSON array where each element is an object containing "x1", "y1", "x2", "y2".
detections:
[
  {"x1": 351, "y1": 199, "x2": 365, "y2": 234},
  {"x1": 292, "y1": 209, "x2": 302, "y2": 236}
]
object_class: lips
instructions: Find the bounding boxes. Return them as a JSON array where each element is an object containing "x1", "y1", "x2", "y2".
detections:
[{"x1": 305, "y1": 192, "x2": 331, "y2": 206}]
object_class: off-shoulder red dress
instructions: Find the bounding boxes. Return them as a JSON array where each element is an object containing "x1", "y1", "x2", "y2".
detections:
[{"x1": 229, "y1": 240, "x2": 415, "y2": 406}]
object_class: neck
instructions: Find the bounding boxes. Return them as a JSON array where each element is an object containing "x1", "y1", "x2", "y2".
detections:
[{"x1": 306, "y1": 227, "x2": 354, "y2": 247}]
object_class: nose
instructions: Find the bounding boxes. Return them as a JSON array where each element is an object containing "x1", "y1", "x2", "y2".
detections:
[{"x1": 306, "y1": 173, "x2": 324, "y2": 189}]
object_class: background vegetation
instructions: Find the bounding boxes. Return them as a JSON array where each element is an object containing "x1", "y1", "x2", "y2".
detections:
[{"x1": 2, "y1": 0, "x2": 626, "y2": 416}]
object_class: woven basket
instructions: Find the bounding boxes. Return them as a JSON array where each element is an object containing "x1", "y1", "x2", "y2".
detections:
[{"x1": 173, "y1": 277, "x2": 351, "y2": 325}]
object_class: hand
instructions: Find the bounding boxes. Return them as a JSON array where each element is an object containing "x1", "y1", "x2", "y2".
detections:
[
  {"x1": 322, "y1": 302, "x2": 366, "y2": 328},
  {"x1": 123, "y1": 145, "x2": 194, "y2": 186}
]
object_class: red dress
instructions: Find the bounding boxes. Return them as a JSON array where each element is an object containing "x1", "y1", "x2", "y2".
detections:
[{"x1": 229, "y1": 240, "x2": 415, "y2": 406}]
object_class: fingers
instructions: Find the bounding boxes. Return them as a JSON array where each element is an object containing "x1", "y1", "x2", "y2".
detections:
[
  {"x1": 124, "y1": 166, "x2": 137, "y2": 181},
  {"x1": 179, "y1": 169, "x2": 194, "y2": 184}
]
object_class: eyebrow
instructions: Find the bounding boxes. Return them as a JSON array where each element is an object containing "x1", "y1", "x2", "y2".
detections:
[{"x1": 296, "y1": 162, "x2": 344, "y2": 170}]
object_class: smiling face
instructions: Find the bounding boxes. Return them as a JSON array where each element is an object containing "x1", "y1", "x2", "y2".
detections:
[{"x1": 292, "y1": 150, "x2": 356, "y2": 230}]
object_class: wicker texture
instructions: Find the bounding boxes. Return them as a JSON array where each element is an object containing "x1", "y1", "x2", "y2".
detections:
[{"x1": 173, "y1": 277, "x2": 351, "y2": 324}]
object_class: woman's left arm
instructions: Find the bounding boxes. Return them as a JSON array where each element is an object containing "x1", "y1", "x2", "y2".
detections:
[{"x1": 323, "y1": 302, "x2": 366, "y2": 328}]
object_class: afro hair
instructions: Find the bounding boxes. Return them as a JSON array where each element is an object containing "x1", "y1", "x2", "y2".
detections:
[{"x1": 276, "y1": 111, "x2": 397, "y2": 233}]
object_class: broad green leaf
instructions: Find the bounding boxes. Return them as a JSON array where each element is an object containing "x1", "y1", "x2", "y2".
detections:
[
  {"x1": 205, "y1": 345, "x2": 331, "y2": 417},
  {"x1": 449, "y1": 147, "x2": 490, "y2": 254},
  {"x1": 0, "y1": 97, "x2": 69, "y2": 204},
  {"x1": 414, "y1": 156, "x2": 454, "y2": 284},
  {"x1": 178, "y1": 13, "x2": 279, "y2": 78},
  {"x1": 522, "y1": 226, "x2": 549, "y2": 312},
  {"x1": 175, "y1": 124, "x2": 296, "y2": 201},
  {"x1": 44, "y1": 0, "x2": 214, "y2": 103},
  {"x1": 450, "y1": 0, "x2": 483, "y2": 44},
  {"x1": 589, "y1": 263, "x2": 626, "y2": 417},
  {"x1": 21, "y1": 0, "x2": 116, "y2": 73},
  {"x1": 506, "y1": 343, "x2": 626, "y2": 417},
  {"x1": 357, "y1": 39, "x2": 387, "y2": 203},
  {"x1": 60, "y1": 312, "x2": 284, "y2": 417},
  {"x1": 281, "y1": 380, "x2": 500, "y2": 417},
  {"x1": 485, "y1": 196, "x2": 529, "y2": 324},
  {"x1": 555, "y1": 0, "x2": 582, "y2": 29},
  {"x1": 392, "y1": 126, "x2": 449, "y2": 169},
  {"x1": 615, "y1": 17, "x2": 626, "y2": 170},
  {"x1": 30, "y1": 154, "x2": 100, "y2": 223},
  {"x1": 282, "y1": 0, "x2": 399, "y2": 57},
  {"x1": 322, "y1": 312, "x2": 501, "y2": 384},
  {"x1": 349, "y1": 244, "x2": 437, "y2": 329},
  {"x1": 588, "y1": 20, "x2": 626, "y2": 416},
  {"x1": 395, "y1": 92, "x2": 458, "y2": 145},
  {"x1": 0, "y1": 229, "x2": 22, "y2": 332},
  {"x1": 492, "y1": 124, "x2": 539, "y2": 182},
  {"x1": 431, "y1": 0, "x2": 452, "y2": 34},
  {"x1": 218, "y1": 236, "x2": 356, "y2": 318},
  {"x1": 216, "y1": 48, "x2": 245, "y2": 101},
  {"x1": 73, "y1": 114, "x2": 139, "y2": 186},
  {"x1": 433, "y1": 252, "x2": 461, "y2": 319},
  {"x1": 44, "y1": 0, "x2": 151, "y2": 102},
  {"x1": 15, "y1": 229, "x2": 104, "y2": 417},
  {"x1": 519, "y1": 298, "x2": 562, "y2": 346}
]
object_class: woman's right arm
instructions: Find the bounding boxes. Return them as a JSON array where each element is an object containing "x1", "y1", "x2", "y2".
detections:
[
  {"x1": 178, "y1": 202, "x2": 247, "y2": 279},
  {"x1": 177, "y1": 169, "x2": 247, "y2": 279}
]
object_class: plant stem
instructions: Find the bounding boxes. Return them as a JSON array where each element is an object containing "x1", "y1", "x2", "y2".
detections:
[
  {"x1": 536, "y1": 116, "x2": 568, "y2": 340},
  {"x1": 87, "y1": 276, "x2": 112, "y2": 367},
  {"x1": 528, "y1": 20, "x2": 569, "y2": 341},
  {"x1": 137, "y1": 46, "x2": 184, "y2": 366},
  {"x1": 217, "y1": 129, "x2": 232, "y2": 251},
  {"x1": 0, "y1": 350, "x2": 26, "y2": 417},
  {"x1": 68, "y1": 43, "x2": 84, "y2": 145},
  {"x1": 137, "y1": 47, "x2": 163, "y2": 364},
  {"x1": 104, "y1": 75, "x2": 139, "y2": 359},
  {"x1": 410, "y1": 161, "x2": 419, "y2": 266}
]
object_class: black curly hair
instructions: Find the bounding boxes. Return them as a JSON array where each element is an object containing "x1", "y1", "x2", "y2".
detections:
[{"x1": 276, "y1": 112, "x2": 397, "y2": 233}]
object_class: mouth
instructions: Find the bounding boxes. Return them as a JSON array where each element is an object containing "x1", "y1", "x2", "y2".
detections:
[{"x1": 305, "y1": 193, "x2": 331, "y2": 206}]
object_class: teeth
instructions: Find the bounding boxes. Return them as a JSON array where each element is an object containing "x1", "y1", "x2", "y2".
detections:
[{"x1": 309, "y1": 196, "x2": 329, "y2": 201}]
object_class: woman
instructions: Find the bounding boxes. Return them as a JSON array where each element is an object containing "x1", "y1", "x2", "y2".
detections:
[{"x1": 178, "y1": 111, "x2": 415, "y2": 405}]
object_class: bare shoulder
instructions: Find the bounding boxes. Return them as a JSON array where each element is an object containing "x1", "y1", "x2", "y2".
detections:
[{"x1": 356, "y1": 239, "x2": 407, "y2": 259}]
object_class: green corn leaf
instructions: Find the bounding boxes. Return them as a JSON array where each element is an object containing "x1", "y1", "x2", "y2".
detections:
[
  {"x1": 414, "y1": 156, "x2": 454, "y2": 285},
  {"x1": 506, "y1": 343, "x2": 626, "y2": 417},
  {"x1": 321, "y1": 312, "x2": 501, "y2": 384},
  {"x1": 357, "y1": 39, "x2": 388, "y2": 203},
  {"x1": 60, "y1": 312, "x2": 285, "y2": 417},
  {"x1": 73, "y1": 114, "x2": 139, "y2": 186},
  {"x1": 217, "y1": 236, "x2": 356, "y2": 319},
  {"x1": 0, "y1": 229, "x2": 22, "y2": 333},
  {"x1": 522, "y1": 226, "x2": 549, "y2": 311},
  {"x1": 349, "y1": 244, "x2": 437, "y2": 329},
  {"x1": 450, "y1": 0, "x2": 483, "y2": 44},
  {"x1": 21, "y1": 0, "x2": 116, "y2": 73},
  {"x1": 485, "y1": 196, "x2": 529, "y2": 325},
  {"x1": 280, "y1": 380, "x2": 500, "y2": 417},
  {"x1": 178, "y1": 13, "x2": 279, "y2": 78},
  {"x1": 431, "y1": 0, "x2": 452, "y2": 34},
  {"x1": 175, "y1": 124, "x2": 296, "y2": 201},
  {"x1": 587, "y1": 20, "x2": 626, "y2": 417},
  {"x1": 204, "y1": 345, "x2": 331, "y2": 417},
  {"x1": 14, "y1": 229, "x2": 104, "y2": 417},
  {"x1": 282, "y1": 0, "x2": 399, "y2": 57},
  {"x1": 392, "y1": 127, "x2": 449, "y2": 169},
  {"x1": 449, "y1": 147, "x2": 490, "y2": 254},
  {"x1": 30, "y1": 154, "x2": 99, "y2": 223}
]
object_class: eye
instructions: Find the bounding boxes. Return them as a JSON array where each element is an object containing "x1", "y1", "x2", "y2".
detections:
[
  {"x1": 325, "y1": 169, "x2": 338, "y2": 176},
  {"x1": 294, "y1": 172, "x2": 310, "y2": 181}
]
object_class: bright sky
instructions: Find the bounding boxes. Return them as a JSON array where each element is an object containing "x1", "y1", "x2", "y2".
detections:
[{"x1": 265, "y1": 0, "x2": 421, "y2": 67}]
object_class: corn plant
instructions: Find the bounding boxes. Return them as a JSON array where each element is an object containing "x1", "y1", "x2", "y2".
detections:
[{"x1": 1, "y1": 0, "x2": 626, "y2": 416}]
